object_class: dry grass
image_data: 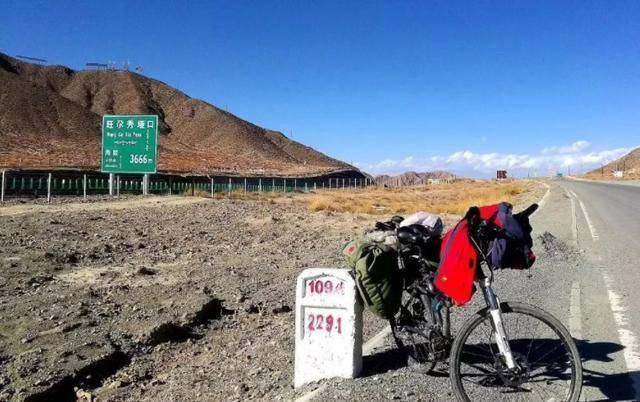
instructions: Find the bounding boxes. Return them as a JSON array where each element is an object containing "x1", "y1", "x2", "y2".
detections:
[
  {"x1": 183, "y1": 188, "x2": 290, "y2": 202},
  {"x1": 180, "y1": 180, "x2": 537, "y2": 217},
  {"x1": 304, "y1": 180, "x2": 532, "y2": 215}
]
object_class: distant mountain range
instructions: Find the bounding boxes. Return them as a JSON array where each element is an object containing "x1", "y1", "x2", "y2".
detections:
[
  {"x1": 585, "y1": 147, "x2": 640, "y2": 179},
  {"x1": 375, "y1": 171, "x2": 456, "y2": 186},
  {"x1": 0, "y1": 53, "x2": 360, "y2": 178}
]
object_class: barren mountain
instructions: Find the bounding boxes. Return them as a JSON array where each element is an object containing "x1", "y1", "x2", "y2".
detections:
[
  {"x1": 0, "y1": 53, "x2": 359, "y2": 177},
  {"x1": 585, "y1": 147, "x2": 640, "y2": 180},
  {"x1": 375, "y1": 170, "x2": 456, "y2": 186}
]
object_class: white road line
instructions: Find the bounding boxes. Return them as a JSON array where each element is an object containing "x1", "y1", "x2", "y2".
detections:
[
  {"x1": 601, "y1": 270, "x2": 640, "y2": 398},
  {"x1": 294, "y1": 384, "x2": 325, "y2": 402},
  {"x1": 565, "y1": 189, "x2": 578, "y2": 244},
  {"x1": 363, "y1": 325, "x2": 392, "y2": 355},
  {"x1": 294, "y1": 325, "x2": 392, "y2": 402},
  {"x1": 569, "y1": 281, "x2": 582, "y2": 340},
  {"x1": 571, "y1": 191, "x2": 598, "y2": 241},
  {"x1": 533, "y1": 181, "x2": 551, "y2": 215},
  {"x1": 577, "y1": 200, "x2": 598, "y2": 240}
]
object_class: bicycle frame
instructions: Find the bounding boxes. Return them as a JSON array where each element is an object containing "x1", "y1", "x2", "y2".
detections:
[
  {"x1": 477, "y1": 266, "x2": 517, "y2": 370},
  {"x1": 397, "y1": 233, "x2": 516, "y2": 371},
  {"x1": 399, "y1": 247, "x2": 451, "y2": 340},
  {"x1": 403, "y1": 251, "x2": 516, "y2": 370}
]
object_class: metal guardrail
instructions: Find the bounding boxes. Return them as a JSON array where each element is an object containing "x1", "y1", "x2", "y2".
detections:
[{"x1": 0, "y1": 170, "x2": 372, "y2": 202}]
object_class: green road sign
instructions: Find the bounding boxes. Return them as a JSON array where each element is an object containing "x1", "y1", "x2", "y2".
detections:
[{"x1": 101, "y1": 115, "x2": 158, "y2": 174}]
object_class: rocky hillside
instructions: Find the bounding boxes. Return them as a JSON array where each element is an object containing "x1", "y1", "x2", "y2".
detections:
[
  {"x1": 0, "y1": 53, "x2": 358, "y2": 177},
  {"x1": 375, "y1": 171, "x2": 456, "y2": 186},
  {"x1": 585, "y1": 147, "x2": 640, "y2": 180}
]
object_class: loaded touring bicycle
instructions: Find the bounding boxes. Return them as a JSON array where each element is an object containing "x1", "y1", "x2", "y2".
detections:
[{"x1": 345, "y1": 203, "x2": 583, "y2": 401}]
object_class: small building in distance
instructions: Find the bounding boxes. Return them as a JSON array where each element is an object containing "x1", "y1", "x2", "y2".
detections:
[{"x1": 496, "y1": 170, "x2": 508, "y2": 180}]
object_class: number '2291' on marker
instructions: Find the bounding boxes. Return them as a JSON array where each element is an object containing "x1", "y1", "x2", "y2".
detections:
[{"x1": 307, "y1": 314, "x2": 342, "y2": 334}]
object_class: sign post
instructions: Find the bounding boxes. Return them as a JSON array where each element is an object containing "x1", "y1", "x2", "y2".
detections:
[
  {"x1": 101, "y1": 115, "x2": 158, "y2": 196},
  {"x1": 294, "y1": 268, "x2": 363, "y2": 388}
]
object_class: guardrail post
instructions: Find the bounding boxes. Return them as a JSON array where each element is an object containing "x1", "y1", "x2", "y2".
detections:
[
  {"x1": 294, "y1": 179, "x2": 297, "y2": 191},
  {"x1": 1, "y1": 170, "x2": 5, "y2": 203},
  {"x1": 228, "y1": 178, "x2": 232, "y2": 195},
  {"x1": 314, "y1": 182, "x2": 317, "y2": 191},
  {"x1": 244, "y1": 178, "x2": 247, "y2": 194},
  {"x1": 284, "y1": 179, "x2": 287, "y2": 193},
  {"x1": 142, "y1": 174, "x2": 149, "y2": 196},
  {"x1": 47, "y1": 173, "x2": 52, "y2": 203},
  {"x1": 259, "y1": 178, "x2": 262, "y2": 193},
  {"x1": 83, "y1": 174, "x2": 87, "y2": 200},
  {"x1": 272, "y1": 178, "x2": 275, "y2": 193},
  {"x1": 108, "y1": 173, "x2": 115, "y2": 196},
  {"x1": 210, "y1": 178, "x2": 214, "y2": 197}
]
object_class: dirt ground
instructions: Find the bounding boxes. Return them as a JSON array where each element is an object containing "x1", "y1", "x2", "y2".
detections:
[{"x1": 0, "y1": 185, "x2": 544, "y2": 401}]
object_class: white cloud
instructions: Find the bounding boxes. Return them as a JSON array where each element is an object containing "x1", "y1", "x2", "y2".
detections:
[
  {"x1": 541, "y1": 140, "x2": 591, "y2": 155},
  {"x1": 357, "y1": 140, "x2": 634, "y2": 178}
]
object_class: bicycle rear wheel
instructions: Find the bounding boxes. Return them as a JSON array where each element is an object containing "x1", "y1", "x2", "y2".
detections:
[
  {"x1": 392, "y1": 290, "x2": 439, "y2": 373},
  {"x1": 450, "y1": 302, "x2": 582, "y2": 401}
]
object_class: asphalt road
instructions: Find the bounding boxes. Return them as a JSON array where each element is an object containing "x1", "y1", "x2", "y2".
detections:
[
  {"x1": 294, "y1": 179, "x2": 640, "y2": 402},
  {"x1": 558, "y1": 178, "x2": 640, "y2": 401}
]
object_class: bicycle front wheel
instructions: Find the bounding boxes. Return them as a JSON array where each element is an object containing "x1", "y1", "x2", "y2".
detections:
[{"x1": 450, "y1": 302, "x2": 582, "y2": 401}]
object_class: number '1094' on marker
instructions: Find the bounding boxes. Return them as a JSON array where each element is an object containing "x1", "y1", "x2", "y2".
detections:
[{"x1": 307, "y1": 279, "x2": 345, "y2": 295}]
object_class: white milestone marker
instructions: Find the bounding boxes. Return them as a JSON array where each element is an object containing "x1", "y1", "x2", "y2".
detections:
[{"x1": 294, "y1": 268, "x2": 363, "y2": 388}]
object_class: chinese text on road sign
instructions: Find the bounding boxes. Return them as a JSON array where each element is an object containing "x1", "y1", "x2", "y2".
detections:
[{"x1": 101, "y1": 115, "x2": 158, "y2": 174}]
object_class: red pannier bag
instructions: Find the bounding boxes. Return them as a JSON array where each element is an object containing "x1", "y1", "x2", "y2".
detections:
[
  {"x1": 434, "y1": 202, "x2": 537, "y2": 305},
  {"x1": 434, "y1": 204, "x2": 501, "y2": 305}
]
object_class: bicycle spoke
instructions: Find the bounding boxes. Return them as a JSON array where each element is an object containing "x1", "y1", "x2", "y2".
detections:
[
  {"x1": 529, "y1": 343, "x2": 565, "y2": 367},
  {"x1": 461, "y1": 348, "x2": 493, "y2": 361},
  {"x1": 460, "y1": 363, "x2": 496, "y2": 377},
  {"x1": 452, "y1": 304, "x2": 579, "y2": 401}
]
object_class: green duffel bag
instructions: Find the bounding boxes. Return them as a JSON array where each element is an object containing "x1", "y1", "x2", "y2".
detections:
[{"x1": 342, "y1": 240, "x2": 402, "y2": 319}]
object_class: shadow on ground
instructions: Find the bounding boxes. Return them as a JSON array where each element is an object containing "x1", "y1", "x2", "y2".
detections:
[{"x1": 361, "y1": 337, "x2": 636, "y2": 401}]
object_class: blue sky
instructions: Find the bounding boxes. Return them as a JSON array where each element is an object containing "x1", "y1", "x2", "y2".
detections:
[{"x1": 1, "y1": 1, "x2": 639, "y2": 177}]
